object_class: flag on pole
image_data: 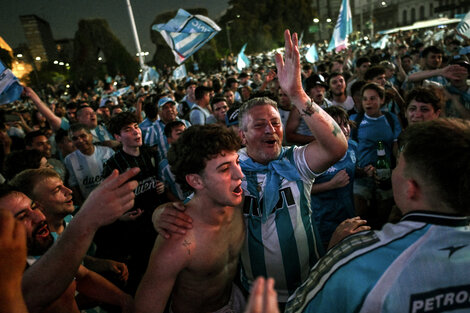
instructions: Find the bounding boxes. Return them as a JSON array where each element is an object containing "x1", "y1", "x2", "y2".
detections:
[
  {"x1": 236, "y1": 43, "x2": 250, "y2": 72},
  {"x1": 327, "y1": 0, "x2": 353, "y2": 52},
  {"x1": 0, "y1": 60, "x2": 23, "y2": 105},
  {"x1": 152, "y1": 9, "x2": 221, "y2": 64},
  {"x1": 173, "y1": 64, "x2": 187, "y2": 80},
  {"x1": 305, "y1": 44, "x2": 319, "y2": 63}
]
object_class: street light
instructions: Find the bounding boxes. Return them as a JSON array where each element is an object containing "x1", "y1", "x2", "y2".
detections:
[
  {"x1": 313, "y1": 18, "x2": 320, "y2": 23},
  {"x1": 326, "y1": 18, "x2": 332, "y2": 23}
]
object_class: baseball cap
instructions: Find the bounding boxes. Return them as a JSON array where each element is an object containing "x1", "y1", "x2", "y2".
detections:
[
  {"x1": 305, "y1": 74, "x2": 328, "y2": 90},
  {"x1": 158, "y1": 97, "x2": 176, "y2": 108}
]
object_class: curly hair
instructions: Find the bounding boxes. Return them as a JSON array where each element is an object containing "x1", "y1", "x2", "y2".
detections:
[
  {"x1": 107, "y1": 112, "x2": 140, "y2": 136},
  {"x1": 167, "y1": 124, "x2": 241, "y2": 191}
]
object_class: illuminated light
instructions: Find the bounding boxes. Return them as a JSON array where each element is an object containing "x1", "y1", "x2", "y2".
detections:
[
  {"x1": 98, "y1": 57, "x2": 103, "y2": 61},
  {"x1": 53, "y1": 60, "x2": 59, "y2": 64},
  {"x1": 65, "y1": 63, "x2": 69, "y2": 66},
  {"x1": 35, "y1": 56, "x2": 41, "y2": 61},
  {"x1": 64, "y1": 92, "x2": 68, "y2": 95},
  {"x1": 59, "y1": 62, "x2": 64, "y2": 66},
  {"x1": 326, "y1": 18, "x2": 332, "y2": 23},
  {"x1": 113, "y1": 81, "x2": 117, "y2": 85},
  {"x1": 381, "y1": 1, "x2": 386, "y2": 6},
  {"x1": 313, "y1": 18, "x2": 320, "y2": 23},
  {"x1": 66, "y1": 84, "x2": 70, "y2": 88},
  {"x1": 17, "y1": 54, "x2": 23, "y2": 58}
]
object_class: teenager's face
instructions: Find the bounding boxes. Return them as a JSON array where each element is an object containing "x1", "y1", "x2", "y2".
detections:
[
  {"x1": 406, "y1": 100, "x2": 440, "y2": 125},
  {"x1": 329, "y1": 75, "x2": 346, "y2": 96},
  {"x1": 198, "y1": 150, "x2": 244, "y2": 207},
  {"x1": 116, "y1": 123, "x2": 142, "y2": 148},
  {"x1": 334, "y1": 116, "x2": 351, "y2": 140},
  {"x1": 362, "y1": 88, "x2": 384, "y2": 118}
]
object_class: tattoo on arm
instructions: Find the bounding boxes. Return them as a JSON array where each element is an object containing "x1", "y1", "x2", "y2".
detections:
[
  {"x1": 332, "y1": 123, "x2": 341, "y2": 137},
  {"x1": 300, "y1": 99, "x2": 319, "y2": 117},
  {"x1": 182, "y1": 240, "x2": 191, "y2": 255}
]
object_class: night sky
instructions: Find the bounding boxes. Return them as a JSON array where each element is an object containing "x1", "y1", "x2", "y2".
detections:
[{"x1": 1, "y1": 0, "x2": 229, "y2": 55}]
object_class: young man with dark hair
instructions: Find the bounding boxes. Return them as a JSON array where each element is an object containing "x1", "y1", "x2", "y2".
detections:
[
  {"x1": 328, "y1": 72, "x2": 355, "y2": 114},
  {"x1": 190, "y1": 86, "x2": 212, "y2": 125},
  {"x1": 208, "y1": 96, "x2": 229, "y2": 125},
  {"x1": 100, "y1": 112, "x2": 165, "y2": 294},
  {"x1": 136, "y1": 124, "x2": 246, "y2": 313},
  {"x1": 64, "y1": 123, "x2": 115, "y2": 204},
  {"x1": 283, "y1": 118, "x2": 470, "y2": 313}
]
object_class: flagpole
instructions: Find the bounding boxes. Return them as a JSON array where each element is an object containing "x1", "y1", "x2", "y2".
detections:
[{"x1": 126, "y1": 0, "x2": 144, "y2": 68}]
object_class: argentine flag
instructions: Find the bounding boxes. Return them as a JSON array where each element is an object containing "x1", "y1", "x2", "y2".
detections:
[
  {"x1": 141, "y1": 66, "x2": 160, "y2": 86},
  {"x1": 327, "y1": 0, "x2": 353, "y2": 52},
  {"x1": 153, "y1": 9, "x2": 221, "y2": 64},
  {"x1": 0, "y1": 60, "x2": 23, "y2": 105},
  {"x1": 173, "y1": 64, "x2": 187, "y2": 81},
  {"x1": 305, "y1": 44, "x2": 319, "y2": 63},
  {"x1": 372, "y1": 34, "x2": 389, "y2": 49},
  {"x1": 237, "y1": 43, "x2": 250, "y2": 72}
]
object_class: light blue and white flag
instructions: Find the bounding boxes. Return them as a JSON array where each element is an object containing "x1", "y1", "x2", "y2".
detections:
[
  {"x1": 371, "y1": 34, "x2": 389, "y2": 49},
  {"x1": 112, "y1": 86, "x2": 132, "y2": 97},
  {"x1": 327, "y1": 0, "x2": 353, "y2": 52},
  {"x1": 305, "y1": 44, "x2": 319, "y2": 63},
  {"x1": 456, "y1": 11, "x2": 470, "y2": 39},
  {"x1": 0, "y1": 61, "x2": 23, "y2": 105},
  {"x1": 236, "y1": 43, "x2": 250, "y2": 72},
  {"x1": 152, "y1": 9, "x2": 221, "y2": 64},
  {"x1": 173, "y1": 64, "x2": 187, "y2": 80},
  {"x1": 141, "y1": 66, "x2": 160, "y2": 86}
]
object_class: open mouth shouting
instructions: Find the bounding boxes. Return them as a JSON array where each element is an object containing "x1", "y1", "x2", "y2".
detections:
[
  {"x1": 233, "y1": 184, "x2": 243, "y2": 196},
  {"x1": 34, "y1": 221, "x2": 51, "y2": 239}
]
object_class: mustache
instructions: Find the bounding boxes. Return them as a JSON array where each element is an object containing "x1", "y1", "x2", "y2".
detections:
[{"x1": 33, "y1": 221, "x2": 49, "y2": 237}]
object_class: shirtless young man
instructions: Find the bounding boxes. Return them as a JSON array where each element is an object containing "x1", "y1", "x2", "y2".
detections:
[{"x1": 135, "y1": 124, "x2": 245, "y2": 313}]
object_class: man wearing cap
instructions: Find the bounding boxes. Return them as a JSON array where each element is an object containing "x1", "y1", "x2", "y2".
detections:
[
  {"x1": 285, "y1": 74, "x2": 331, "y2": 144},
  {"x1": 144, "y1": 97, "x2": 191, "y2": 163},
  {"x1": 190, "y1": 86, "x2": 212, "y2": 125},
  {"x1": 226, "y1": 77, "x2": 243, "y2": 103}
]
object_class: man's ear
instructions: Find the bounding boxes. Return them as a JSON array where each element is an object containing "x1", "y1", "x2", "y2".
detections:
[
  {"x1": 239, "y1": 130, "x2": 247, "y2": 146},
  {"x1": 186, "y1": 174, "x2": 204, "y2": 190},
  {"x1": 113, "y1": 134, "x2": 121, "y2": 142},
  {"x1": 406, "y1": 178, "x2": 420, "y2": 201}
]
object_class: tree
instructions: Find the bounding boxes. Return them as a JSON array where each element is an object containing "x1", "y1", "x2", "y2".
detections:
[{"x1": 71, "y1": 19, "x2": 139, "y2": 89}]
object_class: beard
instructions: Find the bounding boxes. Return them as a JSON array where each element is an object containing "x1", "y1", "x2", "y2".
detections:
[{"x1": 28, "y1": 221, "x2": 54, "y2": 256}]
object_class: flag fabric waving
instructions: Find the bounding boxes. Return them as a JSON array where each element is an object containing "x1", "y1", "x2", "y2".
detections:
[
  {"x1": 173, "y1": 64, "x2": 187, "y2": 81},
  {"x1": 327, "y1": 0, "x2": 353, "y2": 52},
  {"x1": 305, "y1": 44, "x2": 319, "y2": 63},
  {"x1": 0, "y1": 60, "x2": 23, "y2": 105},
  {"x1": 236, "y1": 43, "x2": 250, "y2": 72},
  {"x1": 152, "y1": 9, "x2": 221, "y2": 64},
  {"x1": 456, "y1": 11, "x2": 470, "y2": 40}
]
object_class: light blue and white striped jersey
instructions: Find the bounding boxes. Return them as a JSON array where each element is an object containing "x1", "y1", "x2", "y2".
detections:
[
  {"x1": 144, "y1": 119, "x2": 190, "y2": 162},
  {"x1": 189, "y1": 104, "x2": 211, "y2": 125},
  {"x1": 139, "y1": 118, "x2": 158, "y2": 142},
  {"x1": 158, "y1": 158, "x2": 188, "y2": 201},
  {"x1": 286, "y1": 212, "x2": 470, "y2": 313},
  {"x1": 64, "y1": 146, "x2": 114, "y2": 199},
  {"x1": 90, "y1": 124, "x2": 114, "y2": 143},
  {"x1": 239, "y1": 146, "x2": 324, "y2": 302}
]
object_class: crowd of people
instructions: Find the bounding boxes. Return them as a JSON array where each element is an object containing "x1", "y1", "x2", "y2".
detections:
[{"x1": 0, "y1": 24, "x2": 469, "y2": 313}]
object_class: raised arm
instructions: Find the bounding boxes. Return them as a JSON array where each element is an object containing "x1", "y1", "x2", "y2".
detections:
[
  {"x1": 22, "y1": 168, "x2": 139, "y2": 312},
  {"x1": 407, "y1": 64, "x2": 468, "y2": 82},
  {"x1": 23, "y1": 87, "x2": 63, "y2": 131},
  {"x1": 285, "y1": 107, "x2": 315, "y2": 145},
  {"x1": 275, "y1": 30, "x2": 347, "y2": 173}
]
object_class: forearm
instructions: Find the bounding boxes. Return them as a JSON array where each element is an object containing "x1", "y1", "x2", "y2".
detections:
[
  {"x1": 311, "y1": 180, "x2": 335, "y2": 194},
  {"x1": 407, "y1": 68, "x2": 443, "y2": 82},
  {"x1": 76, "y1": 266, "x2": 131, "y2": 308},
  {"x1": 28, "y1": 92, "x2": 62, "y2": 130}
]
